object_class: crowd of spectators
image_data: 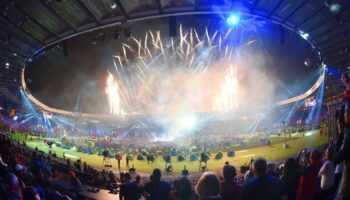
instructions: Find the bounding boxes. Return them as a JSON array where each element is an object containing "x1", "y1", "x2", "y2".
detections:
[
  {"x1": 117, "y1": 141, "x2": 349, "y2": 200},
  {"x1": 1, "y1": 70, "x2": 350, "y2": 200},
  {"x1": 0, "y1": 114, "x2": 350, "y2": 200}
]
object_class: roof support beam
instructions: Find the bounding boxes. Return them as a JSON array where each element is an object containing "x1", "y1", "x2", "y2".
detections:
[
  {"x1": 305, "y1": 6, "x2": 350, "y2": 33},
  {"x1": 267, "y1": 0, "x2": 285, "y2": 18},
  {"x1": 74, "y1": 0, "x2": 101, "y2": 25},
  {"x1": 325, "y1": 44, "x2": 350, "y2": 55},
  {"x1": 282, "y1": 0, "x2": 309, "y2": 22},
  {"x1": 318, "y1": 37, "x2": 340, "y2": 47},
  {"x1": 0, "y1": 16, "x2": 45, "y2": 45},
  {"x1": 10, "y1": 1, "x2": 59, "y2": 39},
  {"x1": 0, "y1": 31, "x2": 31, "y2": 54},
  {"x1": 323, "y1": 40, "x2": 350, "y2": 54},
  {"x1": 317, "y1": 27, "x2": 350, "y2": 46},
  {"x1": 0, "y1": 45, "x2": 26, "y2": 59},
  {"x1": 115, "y1": 0, "x2": 129, "y2": 19},
  {"x1": 154, "y1": 0, "x2": 163, "y2": 14},
  {"x1": 312, "y1": 20, "x2": 350, "y2": 42},
  {"x1": 326, "y1": 56, "x2": 350, "y2": 67},
  {"x1": 295, "y1": 6, "x2": 326, "y2": 29},
  {"x1": 39, "y1": 0, "x2": 77, "y2": 32},
  {"x1": 0, "y1": 54, "x2": 23, "y2": 65},
  {"x1": 195, "y1": 0, "x2": 199, "y2": 10}
]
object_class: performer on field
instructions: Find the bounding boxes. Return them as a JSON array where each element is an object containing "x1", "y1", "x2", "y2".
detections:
[
  {"x1": 164, "y1": 153, "x2": 171, "y2": 169},
  {"x1": 126, "y1": 155, "x2": 130, "y2": 169}
]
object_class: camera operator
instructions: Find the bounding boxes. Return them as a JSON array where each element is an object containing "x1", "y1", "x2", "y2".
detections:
[{"x1": 333, "y1": 105, "x2": 350, "y2": 200}]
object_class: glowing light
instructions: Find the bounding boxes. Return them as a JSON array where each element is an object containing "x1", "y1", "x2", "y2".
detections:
[
  {"x1": 106, "y1": 73, "x2": 121, "y2": 115},
  {"x1": 299, "y1": 31, "x2": 309, "y2": 40},
  {"x1": 13, "y1": 116, "x2": 18, "y2": 121},
  {"x1": 305, "y1": 131, "x2": 316, "y2": 137},
  {"x1": 111, "y1": 3, "x2": 117, "y2": 9},
  {"x1": 5, "y1": 62, "x2": 10, "y2": 67},
  {"x1": 180, "y1": 115, "x2": 197, "y2": 130},
  {"x1": 152, "y1": 136, "x2": 175, "y2": 142},
  {"x1": 329, "y1": 3, "x2": 341, "y2": 13},
  {"x1": 227, "y1": 14, "x2": 240, "y2": 26},
  {"x1": 64, "y1": 153, "x2": 79, "y2": 159}
]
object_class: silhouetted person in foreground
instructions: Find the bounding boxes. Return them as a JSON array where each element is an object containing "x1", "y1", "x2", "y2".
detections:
[
  {"x1": 221, "y1": 164, "x2": 242, "y2": 200},
  {"x1": 242, "y1": 158, "x2": 283, "y2": 200},
  {"x1": 144, "y1": 168, "x2": 171, "y2": 200}
]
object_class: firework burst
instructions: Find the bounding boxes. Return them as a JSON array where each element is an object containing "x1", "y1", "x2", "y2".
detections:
[{"x1": 108, "y1": 25, "x2": 242, "y2": 115}]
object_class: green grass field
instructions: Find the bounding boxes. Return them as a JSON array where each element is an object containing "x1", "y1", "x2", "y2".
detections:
[{"x1": 11, "y1": 130, "x2": 328, "y2": 175}]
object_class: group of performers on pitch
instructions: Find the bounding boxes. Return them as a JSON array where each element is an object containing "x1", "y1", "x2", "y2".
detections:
[{"x1": 112, "y1": 149, "x2": 212, "y2": 173}]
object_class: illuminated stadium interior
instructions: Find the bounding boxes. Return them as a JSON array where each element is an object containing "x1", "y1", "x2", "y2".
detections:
[{"x1": 0, "y1": 1, "x2": 349, "y2": 199}]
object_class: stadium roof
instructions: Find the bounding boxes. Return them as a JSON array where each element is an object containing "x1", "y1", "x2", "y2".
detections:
[{"x1": 0, "y1": 0, "x2": 349, "y2": 103}]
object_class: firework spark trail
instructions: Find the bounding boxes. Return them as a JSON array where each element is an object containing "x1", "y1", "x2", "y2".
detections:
[
  {"x1": 106, "y1": 73, "x2": 120, "y2": 115},
  {"x1": 224, "y1": 28, "x2": 232, "y2": 39},
  {"x1": 108, "y1": 25, "x2": 243, "y2": 115}
]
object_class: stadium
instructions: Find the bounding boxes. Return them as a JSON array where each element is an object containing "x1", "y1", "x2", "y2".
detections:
[{"x1": 0, "y1": 1, "x2": 349, "y2": 200}]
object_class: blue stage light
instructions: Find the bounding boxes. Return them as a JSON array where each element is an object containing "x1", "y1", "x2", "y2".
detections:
[{"x1": 227, "y1": 14, "x2": 240, "y2": 26}]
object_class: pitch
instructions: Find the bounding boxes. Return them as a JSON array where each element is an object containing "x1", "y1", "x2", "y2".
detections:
[{"x1": 11, "y1": 130, "x2": 327, "y2": 174}]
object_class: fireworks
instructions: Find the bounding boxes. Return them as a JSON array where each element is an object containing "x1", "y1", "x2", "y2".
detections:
[
  {"x1": 106, "y1": 73, "x2": 121, "y2": 115},
  {"x1": 109, "y1": 25, "x2": 241, "y2": 115},
  {"x1": 214, "y1": 65, "x2": 239, "y2": 111}
]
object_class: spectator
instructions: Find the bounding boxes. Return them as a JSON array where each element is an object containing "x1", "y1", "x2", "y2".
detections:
[
  {"x1": 119, "y1": 172, "x2": 141, "y2": 200},
  {"x1": 341, "y1": 73, "x2": 350, "y2": 102},
  {"x1": 6, "y1": 173, "x2": 22, "y2": 200},
  {"x1": 220, "y1": 164, "x2": 242, "y2": 200},
  {"x1": 0, "y1": 154, "x2": 8, "y2": 168},
  {"x1": 170, "y1": 179, "x2": 180, "y2": 199},
  {"x1": 297, "y1": 149, "x2": 323, "y2": 200},
  {"x1": 195, "y1": 172, "x2": 221, "y2": 200},
  {"x1": 135, "y1": 175, "x2": 141, "y2": 185},
  {"x1": 241, "y1": 158, "x2": 283, "y2": 200},
  {"x1": 334, "y1": 161, "x2": 343, "y2": 191},
  {"x1": 318, "y1": 146, "x2": 336, "y2": 200},
  {"x1": 267, "y1": 162, "x2": 278, "y2": 177},
  {"x1": 243, "y1": 168, "x2": 254, "y2": 186},
  {"x1": 334, "y1": 109, "x2": 345, "y2": 191},
  {"x1": 15, "y1": 164, "x2": 31, "y2": 189},
  {"x1": 144, "y1": 168, "x2": 171, "y2": 200},
  {"x1": 280, "y1": 157, "x2": 300, "y2": 200},
  {"x1": 170, "y1": 176, "x2": 196, "y2": 200},
  {"x1": 22, "y1": 186, "x2": 40, "y2": 200},
  {"x1": 68, "y1": 170, "x2": 82, "y2": 192},
  {"x1": 333, "y1": 106, "x2": 350, "y2": 200}
]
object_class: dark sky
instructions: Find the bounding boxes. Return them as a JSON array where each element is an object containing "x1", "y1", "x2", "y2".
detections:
[{"x1": 25, "y1": 15, "x2": 320, "y2": 114}]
